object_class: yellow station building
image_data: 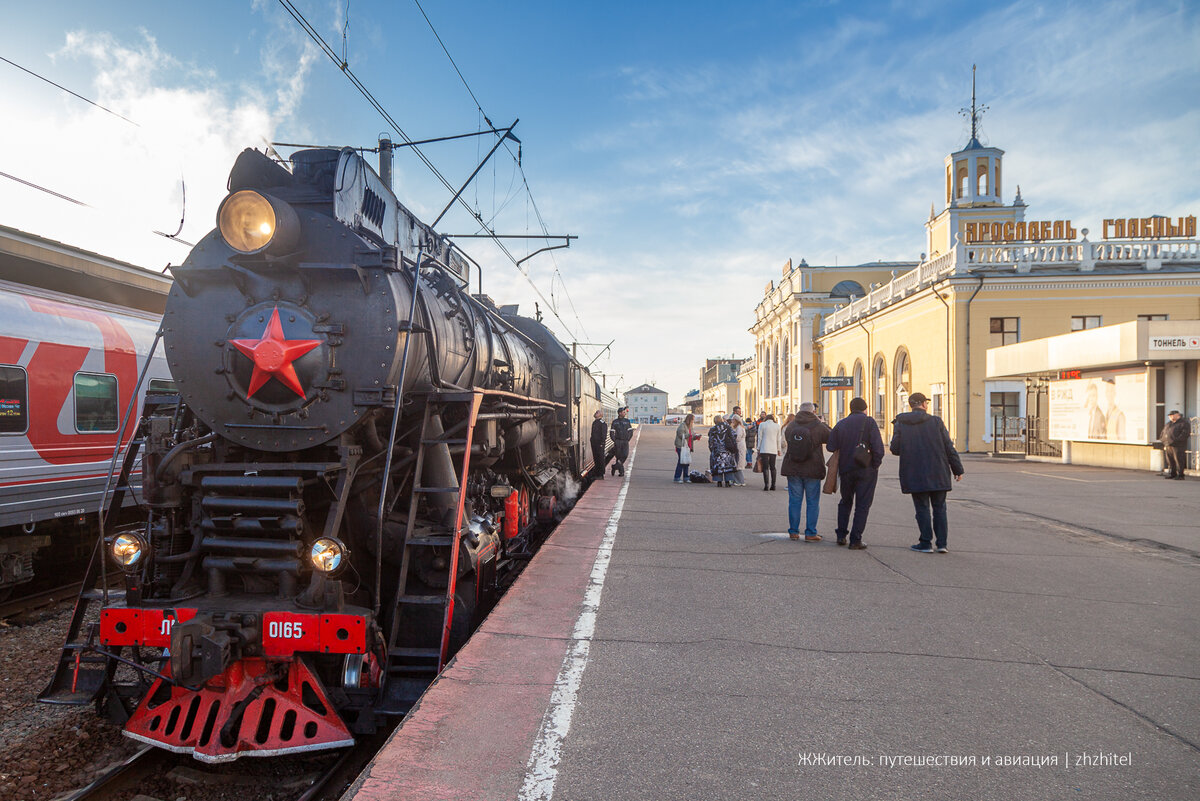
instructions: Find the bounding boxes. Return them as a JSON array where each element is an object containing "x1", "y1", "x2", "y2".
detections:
[{"x1": 751, "y1": 105, "x2": 1200, "y2": 460}]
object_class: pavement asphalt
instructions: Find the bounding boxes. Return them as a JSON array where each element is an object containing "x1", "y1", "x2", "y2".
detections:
[{"x1": 545, "y1": 425, "x2": 1199, "y2": 801}]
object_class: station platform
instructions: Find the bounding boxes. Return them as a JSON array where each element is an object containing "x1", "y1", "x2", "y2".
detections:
[{"x1": 345, "y1": 425, "x2": 1199, "y2": 801}]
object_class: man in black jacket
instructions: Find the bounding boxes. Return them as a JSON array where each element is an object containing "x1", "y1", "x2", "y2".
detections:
[
  {"x1": 610, "y1": 407, "x2": 634, "y2": 477},
  {"x1": 590, "y1": 410, "x2": 608, "y2": 480},
  {"x1": 1161, "y1": 410, "x2": 1191, "y2": 480},
  {"x1": 889, "y1": 392, "x2": 964, "y2": 553},
  {"x1": 780, "y1": 403, "x2": 831, "y2": 542},
  {"x1": 825, "y1": 397, "x2": 884, "y2": 550}
]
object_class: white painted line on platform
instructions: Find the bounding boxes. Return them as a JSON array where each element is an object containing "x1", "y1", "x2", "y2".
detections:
[
  {"x1": 518, "y1": 438, "x2": 637, "y2": 801},
  {"x1": 1020, "y1": 470, "x2": 1089, "y2": 482}
]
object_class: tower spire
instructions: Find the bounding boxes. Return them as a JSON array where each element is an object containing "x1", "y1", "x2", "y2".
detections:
[{"x1": 959, "y1": 64, "x2": 988, "y2": 148}]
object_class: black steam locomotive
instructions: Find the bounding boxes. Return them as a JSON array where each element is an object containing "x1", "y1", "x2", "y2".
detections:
[{"x1": 42, "y1": 146, "x2": 616, "y2": 762}]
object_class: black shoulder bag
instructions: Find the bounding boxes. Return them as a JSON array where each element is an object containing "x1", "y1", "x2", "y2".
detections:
[{"x1": 853, "y1": 420, "x2": 873, "y2": 468}]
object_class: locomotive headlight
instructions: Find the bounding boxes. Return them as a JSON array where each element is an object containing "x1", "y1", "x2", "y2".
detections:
[
  {"x1": 217, "y1": 190, "x2": 299, "y2": 255},
  {"x1": 310, "y1": 537, "x2": 348, "y2": 574},
  {"x1": 111, "y1": 532, "x2": 148, "y2": 568}
]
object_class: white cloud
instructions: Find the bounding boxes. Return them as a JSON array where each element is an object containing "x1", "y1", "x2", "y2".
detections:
[{"x1": 0, "y1": 25, "x2": 317, "y2": 270}]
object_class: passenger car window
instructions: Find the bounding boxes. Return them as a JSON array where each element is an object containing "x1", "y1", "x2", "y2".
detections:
[
  {"x1": 75, "y1": 372, "x2": 119, "y2": 432},
  {"x1": 0, "y1": 365, "x2": 28, "y2": 434}
]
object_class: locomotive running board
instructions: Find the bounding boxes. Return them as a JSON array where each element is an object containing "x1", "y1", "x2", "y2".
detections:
[{"x1": 123, "y1": 658, "x2": 354, "y2": 763}]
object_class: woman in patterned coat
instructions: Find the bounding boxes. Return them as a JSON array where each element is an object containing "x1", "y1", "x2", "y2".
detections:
[{"x1": 708, "y1": 415, "x2": 738, "y2": 487}]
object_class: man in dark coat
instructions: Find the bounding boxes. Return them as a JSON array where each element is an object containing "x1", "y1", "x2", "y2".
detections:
[
  {"x1": 780, "y1": 402, "x2": 831, "y2": 542},
  {"x1": 610, "y1": 407, "x2": 633, "y2": 477},
  {"x1": 825, "y1": 397, "x2": 884, "y2": 550},
  {"x1": 889, "y1": 392, "x2": 964, "y2": 553},
  {"x1": 1160, "y1": 410, "x2": 1191, "y2": 480},
  {"x1": 590, "y1": 410, "x2": 608, "y2": 480}
]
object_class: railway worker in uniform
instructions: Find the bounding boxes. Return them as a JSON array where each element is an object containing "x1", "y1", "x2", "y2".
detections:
[
  {"x1": 591, "y1": 409, "x2": 609, "y2": 480},
  {"x1": 825, "y1": 397, "x2": 884, "y2": 550},
  {"x1": 889, "y1": 392, "x2": 965, "y2": 553},
  {"x1": 780, "y1": 403, "x2": 831, "y2": 541},
  {"x1": 610, "y1": 407, "x2": 633, "y2": 477},
  {"x1": 1160, "y1": 409, "x2": 1190, "y2": 480}
]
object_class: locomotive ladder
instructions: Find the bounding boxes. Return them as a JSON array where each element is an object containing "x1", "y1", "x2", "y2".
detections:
[
  {"x1": 40, "y1": 431, "x2": 146, "y2": 705},
  {"x1": 379, "y1": 390, "x2": 483, "y2": 714}
]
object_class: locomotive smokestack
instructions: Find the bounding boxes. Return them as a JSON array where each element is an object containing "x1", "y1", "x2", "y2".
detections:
[{"x1": 378, "y1": 134, "x2": 394, "y2": 190}]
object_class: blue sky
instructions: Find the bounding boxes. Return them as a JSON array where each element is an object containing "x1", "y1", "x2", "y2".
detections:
[{"x1": 2, "y1": 1, "x2": 1197, "y2": 402}]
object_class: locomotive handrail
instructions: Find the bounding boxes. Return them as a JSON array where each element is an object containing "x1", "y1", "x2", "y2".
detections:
[
  {"x1": 375, "y1": 246, "x2": 426, "y2": 617},
  {"x1": 97, "y1": 328, "x2": 163, "y2": 604}
]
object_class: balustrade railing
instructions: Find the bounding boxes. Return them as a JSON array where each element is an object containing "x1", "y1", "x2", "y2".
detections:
[{"x1": 822, "y1": 235, "x2": 1200, "y2": 335}]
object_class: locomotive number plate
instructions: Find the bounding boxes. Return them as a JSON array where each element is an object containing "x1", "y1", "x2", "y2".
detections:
[{"x1": 262, "y1": 612, "x2": 321, "y2": 656}]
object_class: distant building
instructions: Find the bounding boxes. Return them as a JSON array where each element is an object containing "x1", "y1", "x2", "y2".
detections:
[
  {"x1": 700, "y1": 358, "x2": 745, "y2": 424},
  {"x1": 682, "y1": 389, "x2": 703, "y2": 420},
  {"x1": 737, "y1": 357, "x2": 758, "y2": 417},
  {"x1": 623, "y1": 383, "x2": 669, "y2": 424}
]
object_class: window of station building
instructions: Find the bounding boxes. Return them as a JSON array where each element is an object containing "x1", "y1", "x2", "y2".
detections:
[
  {"x1": 1071, "y1": 315, "x2": 1102, "y2": 331},
  {"x1": 990, "y1": 317, "x2": 1020, "y2": 346},
  {"x1": 781, "y1": 338, "x2": 790, "y2": 395},
  {"x1": 872, "y1": 357, "x2": 887, "y2": 423},
  {"x1": 894, "y1": 349, "x2": 911, "y2": 411},
  {"x1": 988, "y1": 393, "x2": 1017, "y2": 434},
  {"x1": 75, "y1": 372, "x2": 118, "y2": 432},
  {"x1": 1137, "y1": 314, "x2": 1168, "y2": 321},
  {"x1": 0, "y1": 365, "x2": 29, "y2": 434},
  {"x1": 930, "y1": 383, "x2": 946, "y2": 419}
]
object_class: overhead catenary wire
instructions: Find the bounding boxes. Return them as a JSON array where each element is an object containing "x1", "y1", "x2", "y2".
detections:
[
  {"x1": 0, "y1": 55, "x2": 139, "y2": 127},
  {"x1": 277, "y1": 0, "x2": 590, "y2": 352},
  {"x1": 0, "y1": 170, "x2": 195, "y2": 247},
  {"x1": 1, "y1": 54, "x2": 190, "y2": 244},
  {"x1": 408, "y1": 0, "x2": 595, "y2": 353}
]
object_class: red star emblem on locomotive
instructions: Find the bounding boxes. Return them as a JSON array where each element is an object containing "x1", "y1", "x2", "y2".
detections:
[{"x1": 229, "y1": 307, "x2": 321, "y2": 398}]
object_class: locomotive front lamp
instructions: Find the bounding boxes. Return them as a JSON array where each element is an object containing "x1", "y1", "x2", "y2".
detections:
[
  {"x1": 217, "y1": 190, "x2": 299, "y2": 255},
  {"x1": 111, "y1": 532, "x2": 148, "y2": 568},
  {"x1": 310, "y1": 537, "x2": 348, "y2": 574}
]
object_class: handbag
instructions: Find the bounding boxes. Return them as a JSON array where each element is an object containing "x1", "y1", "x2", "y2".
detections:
[
  {"x1": 679, "y1": 446, "x2": 692, "y2": 465},
  {"x1": 853, "y1": 420, "x2": 872, "y2": 468},
  {"x1": 752, "y1": 457, "x2": 763, "y2": 473},
  {"x1": 822, "y1": 450, "x2": 839, "y2": 494}
]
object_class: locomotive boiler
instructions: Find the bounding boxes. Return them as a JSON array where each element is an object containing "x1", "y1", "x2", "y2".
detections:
[{"x1": 42, "y1": 146, "x2": 614, "y2": 762}]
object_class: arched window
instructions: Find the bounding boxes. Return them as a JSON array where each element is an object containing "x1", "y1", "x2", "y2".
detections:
[
  {"x1": 852, "y1": 360, "x2": 864, "y2": 402},
  {"x1": 781, "y1": 338, "x2": 789, "y2": 395},
  {"x1": 759, "y1": 344, "x2": 768, "y2": 398},
  {"x1": 872, "y1": 355, "x2": 887, "y2": 423},
  {"x1": 771, "y1": 342, "x2": 779, "y2": 396},
  {"x1": 894, "y1": 347, "x2": 911, "y2": 413},
  {"x1": 956, "y1": 163, "x2": 969, "y2": 199}
]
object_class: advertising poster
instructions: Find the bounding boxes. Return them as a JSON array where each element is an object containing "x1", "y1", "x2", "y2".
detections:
[{"x1": 1048, "y1": 371, "x2": 1148, "y2": 443}]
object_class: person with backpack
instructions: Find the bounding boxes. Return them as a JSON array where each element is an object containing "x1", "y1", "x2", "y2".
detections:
[
  {"x1": 780, "y1": 402, "x2": 831, "y2": 541},
  {"x1": 825, "y1": 397, "x2": 884, "y2": 550}
]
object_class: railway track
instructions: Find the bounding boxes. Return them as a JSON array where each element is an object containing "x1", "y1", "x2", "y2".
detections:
[
  {"x1": 0, "y1": 581, "x2": 84, "y2": 620},
  {"x1": 51, "y1": 746, "x2": 158, "y2": 801},
  {"x1": 50, "y1": 743, "x2": 373, "y2": 801}
]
